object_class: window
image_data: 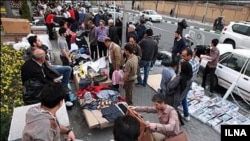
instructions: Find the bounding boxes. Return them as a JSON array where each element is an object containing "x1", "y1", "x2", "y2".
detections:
[
  {"x1": 219, "y1": 52, "x2": 231, "y2": 61},
  {"x1": 232, "y1": 24, "x2": 250, "y2": 36},
  {"x1": 244, "y1": 61, "x2": 250, "y2": 77},
  {"x1": 220, "y1": 54, "x2": 247, "y2": 72}
]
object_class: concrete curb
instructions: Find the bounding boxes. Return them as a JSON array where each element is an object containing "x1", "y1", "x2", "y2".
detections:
[{"x1": 162, "y1": 20, "x2": 221, "y2": 34}]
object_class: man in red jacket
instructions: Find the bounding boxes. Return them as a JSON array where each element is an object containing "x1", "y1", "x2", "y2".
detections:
[{"x1": 45, "y1": 11, "x2": 58, "y2": 40}]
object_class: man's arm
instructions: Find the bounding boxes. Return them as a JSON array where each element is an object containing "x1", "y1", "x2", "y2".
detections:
[{"x1": 60, "y1": 124, "x2": 76, "y2": 141}]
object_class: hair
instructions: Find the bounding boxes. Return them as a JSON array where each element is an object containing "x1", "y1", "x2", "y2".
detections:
[
  {"x1": 128, "y1": 24, "x2": 136, "y2": 31},
  {"x1": 59, "y1": 20, "x2": 66, "y2": 27},
  {"x1": 175, "y1": 30, "x2": 181, "y2": 35},
  {"x1": 170, "y1": 61, "x2": 178, "y2": 67},
  {"x1": 129, "y1": 36, "x2": 136, "y2": 41},
  {"x1": 99, "y1": 19, "x2": 105, "y2": 25},
  {"x1": 31, "y1": 48, "x2": 45, "y2": 61},
  {"x1": 124, "y1": 44, "x2": 133, "y2": 54},
  {"x1": 145, "y1": 28, "x2": 153, "y2": 36},
  {"x1": 113, "y1": 115, "x2": 140, "y2": 141},
  {"x1": 104, "y1": 37, "x2": 111, "y2": 42},
  {"x1": 151, "y1": 94, "x2": 167, "y2": 104},
  {"x1": 140, "y1": 19, "x2": 146, "y2": 24},
  {"x1": 59, "y1": 27, "x2": 67, "y2": 36},
  {"x1": 27, "y1": 35, "x2": 38, "y2": 47},
  {"x1": 40, "y1": 83, "x2": 66, "y2": 108},
  {"x1": 182, "y1": 48, "x2": 193, "y2": 57},
  {"x1": 211, "y1": 38, "x2": 219, "y2": 47}
]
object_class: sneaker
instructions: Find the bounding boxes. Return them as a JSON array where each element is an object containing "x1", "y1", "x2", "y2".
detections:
[{"x1": 181, "y1": 114, "x2": 190, "y2": 121}]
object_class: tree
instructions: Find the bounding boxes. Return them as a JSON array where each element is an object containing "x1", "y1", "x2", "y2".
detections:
[
  {"x1": 154, "y1": 0, "x2": 159, "y2": 11},
  {"x1": 20, "y1": 0, "x2": 31, "y2": 21}
]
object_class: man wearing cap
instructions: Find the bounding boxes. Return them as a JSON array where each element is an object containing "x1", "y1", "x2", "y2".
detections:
[{"x1": 108, "y1": 19, "x2": 120, "y2": 45}]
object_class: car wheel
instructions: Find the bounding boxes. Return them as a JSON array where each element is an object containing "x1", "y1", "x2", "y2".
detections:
[{"x1": 224, "y1": 40, "x2": 235, "y2": 49}]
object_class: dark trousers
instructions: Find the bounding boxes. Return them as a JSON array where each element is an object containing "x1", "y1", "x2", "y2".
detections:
[
  {"x1": 90, "y1": 44, "x2": 98, "y2": 60},
  {"x1": 97, "y1": 41, "x2": 107, "y2": 58},
  {"x1": 202, "y1": 65, "x2": 216, "y2": 92},
  {"x1": 60, "y1": 55, "x2": 74, "y2": 80},
  {"x1": 46, "y1": 23, "x2": 54, "y2": 40},
  {"x1": 60, "y1": 55, "x2": 70, "y2": 66}
]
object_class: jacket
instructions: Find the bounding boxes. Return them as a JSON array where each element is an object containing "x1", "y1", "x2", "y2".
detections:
[
  {"x1": 108, "y1": 25, "x2": 120, "y2": 45},
  {"x1": 165, "y1": 75, "x2": 192, "y2": 108},
  {"x1": 22, "y1": 105, "x2": 61, "y2": 141},
  {"x1": 89, "y1": 26, "x2": 97, "y2": 45},
  {"x1": 139, "y1": 37, "x2": 158, "y2": 61},
  {"x1": 109, "y1": 42, "x2": 123, "y2": 70},
  {"x1": 135, "y1": 105, "x2": 181, "y2": 138},
  {"x1": 21, "y1": 59, "x2": 57, "y2": 85}
]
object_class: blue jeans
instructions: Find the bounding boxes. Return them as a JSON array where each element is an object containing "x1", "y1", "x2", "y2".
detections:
[
  {"x1": 181, "y1": 94, "x2": 189, "y2": 117},
  {"x1": 52, "y1": 65, "x2": 72, "y2": 88},
  {"x1": 137, "y1": 60, "x2": 151, "y2": 86}
]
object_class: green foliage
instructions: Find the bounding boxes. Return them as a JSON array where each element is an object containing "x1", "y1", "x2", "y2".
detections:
[
  {"x1": 20, "y1": 0, "x2": 31, "y2": 21},
  {"x1": 0, "y1": 45, "x2": 25, "y2": 140}
]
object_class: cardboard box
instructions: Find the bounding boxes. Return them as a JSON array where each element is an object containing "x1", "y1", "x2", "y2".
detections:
[{"x1": 1, "y1": 18, "x2": 31, "y2": 34}]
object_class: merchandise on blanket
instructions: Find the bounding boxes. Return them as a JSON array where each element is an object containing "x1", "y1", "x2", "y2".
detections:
[
  {"x1": 225, "y1": 113, "x2": 249, "y2": 125},
  {"x1": 77, "y1": 85, "x2": 110, "y2": 99},
  {"x1": 72, "y1": 54, "x2": 91, "y2": 66},
  {"x1": 97, "y1": 99, "x2": 114, "y2": 109},
  {"x1": 79, "y1": 78, "x2": 92, "y2": 89},
  {"x1": 101, "y1": 102, "x2": 128, "y2": 123},
  {"x1": 197, "y1": 105, "x2": 228, "y2": 123},
  {"x1": 96, "y1": 89, "x2": 119, "y2": 102}
]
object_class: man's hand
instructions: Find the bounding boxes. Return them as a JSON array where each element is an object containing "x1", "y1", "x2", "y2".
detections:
[
  {"x1": 128, "y1": 106, "x2": 136, "y2": 110},
  {"x1": 66, "y1": 130, "x2": 75, "y2": 141}
]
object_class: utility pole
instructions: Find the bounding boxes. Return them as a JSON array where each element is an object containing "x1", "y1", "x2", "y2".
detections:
[{"x1": 121, "y1": 1, "x2": 132, "y2": 48}]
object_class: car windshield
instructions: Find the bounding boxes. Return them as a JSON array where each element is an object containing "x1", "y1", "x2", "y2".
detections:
[{"x1": 148, "y1": 11, "x2": 157, "y2": 15}]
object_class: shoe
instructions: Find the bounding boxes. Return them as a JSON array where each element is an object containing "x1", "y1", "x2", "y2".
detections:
[
  {"x1": 181, "y1": 114, "x2": 190, "y2": 121},
  {"x1": 135, "y1": 83, "x2": 143, "y2": 86},
  {"x1": 150, "y1": 67, "x2": 153, "y2": 71},
  {"x1": 209, "y1": 91, "x2": 215, "y2": 96}
]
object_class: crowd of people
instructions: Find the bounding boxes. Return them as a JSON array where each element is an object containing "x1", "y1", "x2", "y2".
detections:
[{"x1": 20, "y1": 1, "x2": 221, "y2": 141}]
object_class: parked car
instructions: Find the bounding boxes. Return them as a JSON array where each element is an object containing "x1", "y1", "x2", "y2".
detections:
[
  {"x1": 89, "y1": 7, "x2": 100, "y2": 16},
  {"x1": 199, "y1": 44, "x2": 250, "y2": 102},
  {"x1": 219, "y1": 21, "x2": 250, "y2": 49},
  {"x1": 140, "y1": 10, "x2": 162, "y2": 22}
]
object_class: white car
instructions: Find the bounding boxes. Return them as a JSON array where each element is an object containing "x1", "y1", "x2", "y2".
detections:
[
  {"x1": 89, "y1": 7, "x2": 100, "y2": 16},
  {"x1": 219, "y1": 21, "x2": 250, "y2": 49},
  {"x1": 200, "y1": 44, "x2": 250, "y2": 101},
  {"x1": 140, "y1": 10, "x2": 162, "y2": 22}
]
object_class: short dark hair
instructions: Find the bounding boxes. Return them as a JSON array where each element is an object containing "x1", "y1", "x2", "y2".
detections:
[
  {"x1": 59, "y1": 20, "x2": 66, "y2": 27},
  {"x1": 183, "y1": 48, "x2": 193, "y2": 57},
  {"x1": 129, "y1": 36, "x2": 136, "y2": 41},
  {"x1": 59, "y1": 27, "x2": 67, "y2": 36},
  {"x1": 211, "y1": 38, "x2": 219, "y2": 47},
  {"x1": 113, "y1": 115, "x2": 140, "y2": 141},
  {"x1": 40, "y1": 83, "x2": 66, "y2": 108},
  {"x1": 145, "y1": 28, "x2": 153, "y2": 36},
  {"x1": 124, "y1": 44, "x2": 133, "y2": 54},
  {"x1": 170, "y1": 61, "x2": 178, "y2": 67},
  {"x1": 151, "y1": 94, "x2": 167, "y2": 104},
  {"x1": 28, "y1": 35, "x2": 38, "y2": 47},
  {"x1": 175, "y1": 30, "x2": 181, "y2": 35}
]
